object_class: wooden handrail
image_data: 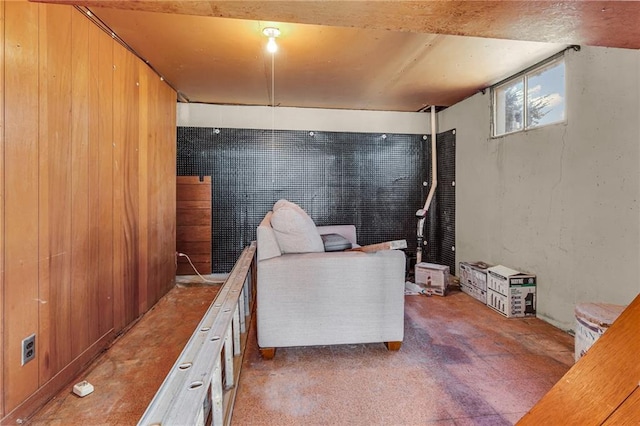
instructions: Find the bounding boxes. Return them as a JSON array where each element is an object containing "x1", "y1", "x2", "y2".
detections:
[{"x1": 138, "y1": 242, "x2": 257, "y2": 426}]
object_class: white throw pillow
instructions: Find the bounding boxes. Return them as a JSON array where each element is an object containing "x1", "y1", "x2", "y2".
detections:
[{"x1": 270, "y1": 200, "x2": 324, "y2": 254}]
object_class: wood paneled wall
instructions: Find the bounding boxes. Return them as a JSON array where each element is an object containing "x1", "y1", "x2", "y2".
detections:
[{"x1": 0, "y1": 1, "x2": 177, "y2": 421}]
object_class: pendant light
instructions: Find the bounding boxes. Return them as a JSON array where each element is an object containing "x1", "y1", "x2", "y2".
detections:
[{"x1": 262, "y1": 27, "x2": 280, "y2": 53}]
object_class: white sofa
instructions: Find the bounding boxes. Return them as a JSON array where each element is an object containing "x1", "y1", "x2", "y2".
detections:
[{"x1": 256, "y1": 205, "x2": 406, "y2": 359}]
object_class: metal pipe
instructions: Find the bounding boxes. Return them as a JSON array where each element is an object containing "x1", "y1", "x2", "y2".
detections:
[
  {"x1": 416, "y1": 105, "x2": 438, "y2": 264},
  {"x1": 423, "y1": 106, "x2": 438, "y2": 213}
]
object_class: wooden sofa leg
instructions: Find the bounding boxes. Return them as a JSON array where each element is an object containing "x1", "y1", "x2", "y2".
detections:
[
  {"x1": 384, "y1": 341, "x2": 402, "y2": 351},
  {"x1": 259, "y1": 347, "x2": 276, "y2": 360}
]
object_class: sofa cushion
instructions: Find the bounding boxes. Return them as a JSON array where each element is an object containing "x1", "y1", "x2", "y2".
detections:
[
  {"x1": 270, "y1": 200, "x2": 324, "y2": 254},
  {"x1": 320, "y1": 233, "x2": 353, "y2": 252},
  {"x1": 257, "y1": 211, "x2": 282, "y2": 261}
]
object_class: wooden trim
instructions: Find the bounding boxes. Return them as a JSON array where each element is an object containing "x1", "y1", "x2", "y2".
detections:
[{"x1": 0, "y1": 0, "x2": 5, "y2": 418}]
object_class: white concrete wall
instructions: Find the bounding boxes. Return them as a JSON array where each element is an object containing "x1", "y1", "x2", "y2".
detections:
[
  {"x1": 439, "y1": 46, "x2": 640, "y2": 330},
  {"x1": 177, "y1": 103, "x2": 430, "y2": 135}
]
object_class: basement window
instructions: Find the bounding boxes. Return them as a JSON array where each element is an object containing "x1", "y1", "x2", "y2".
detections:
[{"x1": 492, "y1": 56, "x2": 566, "y2": 137}]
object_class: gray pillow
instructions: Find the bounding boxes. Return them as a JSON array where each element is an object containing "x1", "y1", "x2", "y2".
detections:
[{"x1": 320, "y1": 233, "x2": 353, "y2": 252}]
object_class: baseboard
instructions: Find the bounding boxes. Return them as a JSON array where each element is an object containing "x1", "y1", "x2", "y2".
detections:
[{"x1": 1, "y1": 330, "x2": 115, "y2": 425}]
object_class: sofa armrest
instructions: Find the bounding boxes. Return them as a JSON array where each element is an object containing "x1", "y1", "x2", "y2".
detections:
[{"x1": 316, "y1": 224, "x2": 357, "y2": 246}]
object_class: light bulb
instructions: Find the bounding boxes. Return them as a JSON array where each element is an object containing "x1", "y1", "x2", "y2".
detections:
[{"x1": 267, "y1": 37, "x2": 278, "y2": 53}]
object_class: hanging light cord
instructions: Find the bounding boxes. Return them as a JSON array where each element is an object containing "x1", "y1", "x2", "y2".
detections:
[{"x1": 271, "y1": 50, "x2": 276, "y2": 184}]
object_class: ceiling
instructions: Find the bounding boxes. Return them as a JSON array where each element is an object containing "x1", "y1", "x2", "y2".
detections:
[{"x1": 39, "y1": 1, "x2": 640, "y2": 112}]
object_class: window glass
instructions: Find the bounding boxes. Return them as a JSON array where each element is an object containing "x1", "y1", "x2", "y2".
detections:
[
  {"x1": 495, "y1": 78, "x2": 524, "y2": 135},
  {"x1": 526, "y1": 60, "x2": 565, "y2": 129},
  {"x1": 493, "y1": 56, "x2": 565, "y2": 136}
]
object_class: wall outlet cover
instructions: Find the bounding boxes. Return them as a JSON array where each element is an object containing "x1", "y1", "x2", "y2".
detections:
[{"x1": 21, "y1": 334, "x2": 36, "y2": 366}]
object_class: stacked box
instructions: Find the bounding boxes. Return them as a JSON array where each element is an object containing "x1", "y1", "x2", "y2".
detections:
[
  {"x1": 487, "y1": 265, "x2": 536, "y2": 318},
  {"x1": 415, "y1": 262, "x2": 450, "y2": 296},
  {"x1": 459, "y1": 261, "x2": 492, "y2": 304}
]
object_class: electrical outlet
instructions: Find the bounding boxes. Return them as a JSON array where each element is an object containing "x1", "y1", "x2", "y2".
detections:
[{"x1": 22, "y1": 334, "x2": 36, "y2": 366}]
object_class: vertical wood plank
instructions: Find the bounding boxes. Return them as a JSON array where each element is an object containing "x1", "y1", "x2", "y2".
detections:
[
  {"x1": 86, "y1": 16, "x2": 101, "y2": 344},
  {"x1": 125, "y1": 48, "x2": 140, "y2": 326},
  {"x1": 112, "y1": 44, "x2": 125, "y2": 333},
  {"x1": 146, "y1": 74, "x2": 157, "y2": 307},
  {"x1": 137, "y1": 62, "x2": 149, "y2": 314},
  {"x1": 94, "y1": 19, "x2": 114, "y2": 339},
  {"x1": 0, "y1": 0, "x2": 5, "y2": 418},
  {"x1": 37, "y1": 2, "x2": 73, "y2": 384},
  {"x1": 161, "y1": 83, "x2": 177, "y2": 293},
  {"x1": 112, "y1": 44, "x2": 139, "y2": 332},
  {"x1": 70, "y1": 9, "x2": 91, "y2": 357},
  {"x1": 4, "y1": 0, "x2": 40, "y2": 412}
]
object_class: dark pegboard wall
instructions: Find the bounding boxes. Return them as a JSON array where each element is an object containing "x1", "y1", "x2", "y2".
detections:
[
  {"x1": 177, "y1": 126, "x2": 454, "y2": 273},
  {"x1": 425, "y1": 129, "x2": 456, "y2": 271}
]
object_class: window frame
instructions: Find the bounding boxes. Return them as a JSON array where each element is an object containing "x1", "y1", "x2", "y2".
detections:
[{"x1": 491, "y1": 54, "x2": 566, "y2": 137}]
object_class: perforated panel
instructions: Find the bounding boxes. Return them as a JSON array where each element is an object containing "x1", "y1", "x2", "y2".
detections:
[
  {"x1": 425, "y1": 129, "x2": 456, "y2": 271},
  {"x1": 177, "y1": 127, "x2": 454, "y2": 272}
]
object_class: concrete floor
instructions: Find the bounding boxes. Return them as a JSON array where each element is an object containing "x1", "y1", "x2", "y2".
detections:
[
  {"x1": 232, "y1": 291, "x2": 574, "y2": 425},
  {"x1": 27, "y1": 285, "x2": 574, "y2": 426}
]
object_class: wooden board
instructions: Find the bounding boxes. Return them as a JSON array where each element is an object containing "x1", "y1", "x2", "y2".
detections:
[
  {"x1": 157, "y1": 78, "x2": 177, "y2": 297},
  {"x1": 4, "y1": 0, "x2": 41, "y2": 412},
  {"x1": 92, "y1": 15, "x2": 114, "y2": 341},
  {"x1": 518, "y1": 294, "x2": 640, "y2": 425},
  {"x1": 137, "y1": 60, "x2": 150, "y2": 314},
  {"x1": 177, "y1": 208, "x2": 212, "y2": 226},
  {"x1": 176, "y1": 183, "x2": 212, "y2": 201},
  {"x1": 70, "y1": 8, "x2": 92, "y2": 361},
  {"x1": 37, "y1": 1, "x2": 73, "y2": 384},
  {"x1": 176, "y1": 176, "x2": 212, "y2": 275},
  {"x1": 0, "y1": 0, "x2": 5, "y2": 418},
  {"x1": 602, "y1": 385, "x2": 640, "y2": 425},
  {"x1": 348, "y1": 239, "x2": 407, "y2": 252},
  {"x1": 112, "y1": 44, "x2": 140, "y2": 332}
]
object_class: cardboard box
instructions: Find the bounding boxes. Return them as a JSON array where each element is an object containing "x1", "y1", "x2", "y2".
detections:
[
  {"x1": 459, "y1": 261, "x2": 492, "y2": 304},
  {"x1": 574, "y1": 303, "x2": 625, "y2": 361},
  {"x1": 415, "y1": 262, "x2": 449, "y2": 296},
  {"x1": 486, "y1": 265, "x2": 536, "y2": 318},
  {"x1": 461, "y1": 280, "x2": 487, "y2": 304}
]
